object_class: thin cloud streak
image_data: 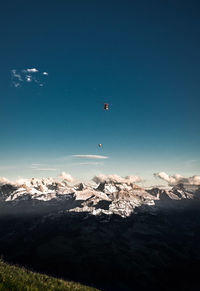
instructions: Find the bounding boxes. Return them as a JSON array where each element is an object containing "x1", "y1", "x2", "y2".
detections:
[
  {"x1": 79, "y1": 162, "x2": 102, "y2": 165},
  {"x1": 72, "y1": 155, "x2": 108, "y2": 159},
  {"x1": 30, "y1": 163, "x2": 58, "y2": 171},
  {"x1": 31, "y1": 168, "x2": 58, "y2": 171},
  {"x1": 31, "y1": 164, "x2": 42, "y2": 167}
]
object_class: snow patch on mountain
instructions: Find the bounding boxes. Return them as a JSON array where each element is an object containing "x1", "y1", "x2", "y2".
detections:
[{"x1": 0, "y1": 176, "x2": 200, "y2": 217}]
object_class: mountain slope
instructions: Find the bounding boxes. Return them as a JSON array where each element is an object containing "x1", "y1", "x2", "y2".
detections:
[
  {"x1": 0, "y1": 259, "x2": 99, "y2": 291},
  {"x1": 0, "y1": 179, "x2": 200, "y2": 290}
]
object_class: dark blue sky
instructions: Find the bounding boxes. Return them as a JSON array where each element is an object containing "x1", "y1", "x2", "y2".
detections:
[{"x1": 0, "y1": 0, "x2": 200, "y2": 184}]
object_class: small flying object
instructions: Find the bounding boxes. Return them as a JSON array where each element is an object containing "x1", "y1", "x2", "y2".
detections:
[
  {"x1": 104, "y1": 103, "x2": 109, "y2": 110},
  {"x1": 98, "y1": 143, "x2": 102, "y2": 148}
]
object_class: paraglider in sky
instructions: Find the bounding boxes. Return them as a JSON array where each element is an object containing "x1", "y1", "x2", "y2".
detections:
[
  {"x1": 104, "y1": 103, "x2": 109, "y2": 110},
  {"x1": 98, "y1": 144, "x2": 102, "y2": 148}
]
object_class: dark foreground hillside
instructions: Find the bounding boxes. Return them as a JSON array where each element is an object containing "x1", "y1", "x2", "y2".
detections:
[
  {"x1": 0, "y1": 200, "x2": 200, "y2": 290},
  {"x1": 0, "y1": 260, "x2": 99, "y2": 291}
]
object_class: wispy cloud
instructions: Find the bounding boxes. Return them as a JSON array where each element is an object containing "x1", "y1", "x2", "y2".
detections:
[
  {"x1": 11, "y1": 67, "x2": 48, "y2": 87},
  {"x1": 23, "y1": 68, "x2": 38, "y2": 73},
  {"x1": 26, "y1": 75, "x2": 32, "y2": 82},
  {"x1": 72, "y1": 155, "x2": 108, "y2": 159},
  {"x1": 31, "y1": 163, "x2": 42, "y2": 167},
  {"x1": 79, "y1": 162, "x2": 102, "y2": 165},
  {"x1": 0, "y1": 165, "x2": 18, "y2": 170},
  {"x1": 11, "y1": 69, "x2": 23, "y2": 87},
  {"x1": 11, "y1": 69, "x2": 23, "y2": 81},
  {"x1": 30, "y1": 164, "x2": 58, "y2": 171},
  {"x1": 32, "y1": 168, "x2": 58, "y2": 171}
]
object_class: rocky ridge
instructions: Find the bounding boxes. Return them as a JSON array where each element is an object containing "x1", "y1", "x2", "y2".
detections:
[{"x1": 0, "y1": 178, "x2": 200, "y2": 217}]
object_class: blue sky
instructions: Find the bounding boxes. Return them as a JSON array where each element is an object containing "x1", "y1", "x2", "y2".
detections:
[{"x1": 0, "y1": 0, "x2": 200, "y2": 185}]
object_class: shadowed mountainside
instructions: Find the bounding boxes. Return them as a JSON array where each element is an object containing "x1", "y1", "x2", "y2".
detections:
[
  {"x1": 0, "y1": 180, "x2": 200, "y2": 290},
  {"x1": 0, "y1": 199, "x2": 200, "y2": 291}
]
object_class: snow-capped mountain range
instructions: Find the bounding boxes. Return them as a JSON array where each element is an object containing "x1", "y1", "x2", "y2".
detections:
[{"x1": 0, "y1": 178, "x2": 200, "y2": 217}]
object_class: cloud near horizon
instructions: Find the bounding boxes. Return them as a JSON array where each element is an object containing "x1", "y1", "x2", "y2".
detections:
[
  {"x1": 92, "y1": 174, "x2": 142, "y2": 185},
  {"x1": 0, "y1": 177, "x2": 10, "y2": 185},
  {"x1": 154, "y1": 172, "x2": 200, "y2": 186},
  {"x1": 0, "y1": 173, "x2": 141, "y2": 186},
  {"x1": 72, "y1": 155, "x2": 108, "y2": 159},
  {"x1": 59, "y1": 172, "x2": 74, "y2": 183},
  {"x1": 1, "y1": 172, "x2": 200, "y2": 187}
]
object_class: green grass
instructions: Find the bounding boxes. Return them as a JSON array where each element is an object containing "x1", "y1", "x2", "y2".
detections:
[{"x1": 0, "y1": 260, "x2": 100, "y2": 291}]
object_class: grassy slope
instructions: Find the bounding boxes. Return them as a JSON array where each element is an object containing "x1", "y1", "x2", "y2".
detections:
[{"x1": 0, "y1": 260, "x2": 99, "y2": 291}]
